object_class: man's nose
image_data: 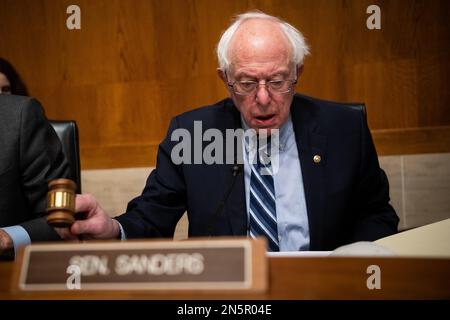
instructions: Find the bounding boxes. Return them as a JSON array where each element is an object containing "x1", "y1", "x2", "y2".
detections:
[{"x1": 255, "y1": 84, "x2": 271, "y2": 106}]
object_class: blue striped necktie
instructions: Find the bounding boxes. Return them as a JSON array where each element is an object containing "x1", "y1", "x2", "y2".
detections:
[{"x1": 249, "y1": 143, "x2": 279, "y2": 252}]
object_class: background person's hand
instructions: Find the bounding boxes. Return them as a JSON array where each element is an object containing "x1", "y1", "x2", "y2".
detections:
[{"x1": 0, "y1": 229, "x2": 13, "y2": 252}]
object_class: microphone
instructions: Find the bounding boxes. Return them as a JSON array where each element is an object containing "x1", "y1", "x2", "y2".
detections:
[
  {"x1": 207, "y1": 164, "x2": 243, "y2": 236},
  {"x1": 232, "y1": 164, "x2": 243, "y2": 176}
]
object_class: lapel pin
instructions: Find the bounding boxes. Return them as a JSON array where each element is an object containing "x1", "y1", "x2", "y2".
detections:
[{"x1": 313, "y1": 155, "x2": 321, "y2": 163}]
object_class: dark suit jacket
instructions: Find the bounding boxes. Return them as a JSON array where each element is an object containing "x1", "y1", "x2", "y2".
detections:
[
  {"x1": 116, "y1": 94, "x2": 399, "y2": 250},
  {"x1": 0, "y1": 95, "x2": 71, "y2": 242}
]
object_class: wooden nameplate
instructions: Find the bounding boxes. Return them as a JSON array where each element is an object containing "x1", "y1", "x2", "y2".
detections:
[{"x1": 15, "y1": 237, "x2": 267, "y2": 292}]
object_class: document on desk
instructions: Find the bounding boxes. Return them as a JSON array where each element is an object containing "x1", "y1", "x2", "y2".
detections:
[
  {"x1": 375, "y1": 218, "x2": 450, "y2": 258},
  {"x1": 267, "y1": 251, "x2": 332, "y2": 257}
]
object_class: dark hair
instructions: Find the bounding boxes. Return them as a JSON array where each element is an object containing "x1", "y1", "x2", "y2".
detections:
[{"x1": 0, "y1": 57, "x2": 29, "y2": 96}]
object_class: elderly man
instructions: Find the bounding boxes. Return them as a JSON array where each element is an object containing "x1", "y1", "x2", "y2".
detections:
[{"x1": 69, "y1": 12, "x2": 398, "y2": 251}]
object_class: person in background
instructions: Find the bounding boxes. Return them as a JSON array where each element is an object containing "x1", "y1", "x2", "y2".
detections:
[
  {"x1": 0, "y1": 95, "x2": 72, "y2": 260},
  {"x1": 0, "y1": 57, "x2": 29, "y2": 96}
]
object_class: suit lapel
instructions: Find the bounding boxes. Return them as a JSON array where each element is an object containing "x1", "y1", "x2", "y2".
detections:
[
  {"x1": 224, "y1": 167, "x2": 247, "y2": 235},
  {"x1": 291, "y1": 96, "x2": 327, "y2": 250},
  {"x1": 216, "y1": 100, "x2": 247, "y2": 235}
]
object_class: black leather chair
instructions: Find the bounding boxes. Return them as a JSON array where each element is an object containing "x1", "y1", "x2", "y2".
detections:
[
  {"x1": 335, "y1": 101, "x2": 367, "y2": 118},
  {"x1": 49, "y1": 120, "x2": 82, "y2": 194}
]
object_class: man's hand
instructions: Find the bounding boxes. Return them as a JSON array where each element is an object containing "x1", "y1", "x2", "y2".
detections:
[{"x1": 58, "y1": 194, "x2": 121, "y2": 240}]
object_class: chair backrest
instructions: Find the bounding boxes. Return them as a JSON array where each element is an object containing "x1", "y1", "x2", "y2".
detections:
[
  {"x1": 333, "y1": 101, "x2": 367, "y2": 118},
  {"x1": 348, "y1": 104, "x2": 367, "y2": 118},
  {"x1": 49, "y1": 120, "x2": 82, "y2": 194}
]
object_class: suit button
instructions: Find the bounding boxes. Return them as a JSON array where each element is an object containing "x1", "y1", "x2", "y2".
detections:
[{"x1": 313, "y1": 155, "x2": 321, "y2": 163}]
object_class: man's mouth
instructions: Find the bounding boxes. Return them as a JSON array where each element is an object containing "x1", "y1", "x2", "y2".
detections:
[
  {"x1": 256, "y1": 114, "x2": 275, "y2": 120},
  {"x1": 253, "y1": 114, "x2": 277, "y2": 128}
]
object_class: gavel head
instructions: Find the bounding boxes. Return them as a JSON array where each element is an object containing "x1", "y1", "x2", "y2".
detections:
[{"x1": 46, "y1": 178, "x2": 77, "y2": 228}]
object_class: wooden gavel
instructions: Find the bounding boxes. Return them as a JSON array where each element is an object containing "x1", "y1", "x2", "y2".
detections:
[{"x1": 46, "y1": 178, "x2": 77, "y2": 228}]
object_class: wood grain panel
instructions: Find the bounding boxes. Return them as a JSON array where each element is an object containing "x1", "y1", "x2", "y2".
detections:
[
  {"x1": 0, "y1": 0, "x2": 449, "y2": 168},
  {"x1": 372, "y1": 126, "x2": 450, "y2": 156},
  {"x1": 81, "y1": 143, "x2": 158, "y2": 169}
]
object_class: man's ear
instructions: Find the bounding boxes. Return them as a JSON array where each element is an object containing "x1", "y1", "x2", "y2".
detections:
[{"x1": 217, "y1": 68, "x2": 227, "y2": 84}]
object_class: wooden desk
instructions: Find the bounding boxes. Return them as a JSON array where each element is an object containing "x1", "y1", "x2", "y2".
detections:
[{"x1": 1, "y1": 257, "x2": 449, "y2": 299}]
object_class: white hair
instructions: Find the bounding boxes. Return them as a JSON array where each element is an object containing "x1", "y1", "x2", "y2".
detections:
[{"x1": 216, "y1": 11, "x2": 310, "y2": 71}]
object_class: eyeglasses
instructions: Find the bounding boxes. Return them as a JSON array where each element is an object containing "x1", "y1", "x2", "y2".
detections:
[{"x1": 227, "y1": 79, "x2": 297, "y2": 96}]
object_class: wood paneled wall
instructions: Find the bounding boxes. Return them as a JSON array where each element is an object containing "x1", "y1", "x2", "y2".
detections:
[{"x1": 1, "y1": 0, "x2": 449, "y2": 168}]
